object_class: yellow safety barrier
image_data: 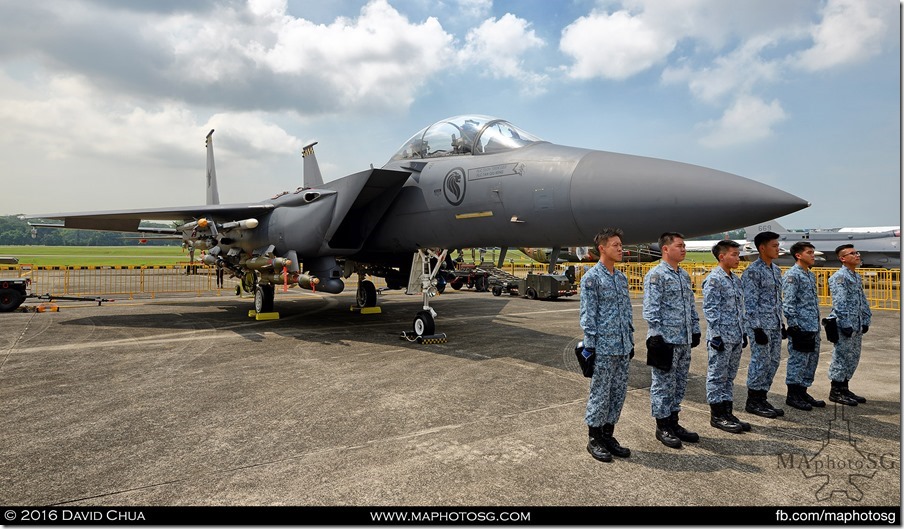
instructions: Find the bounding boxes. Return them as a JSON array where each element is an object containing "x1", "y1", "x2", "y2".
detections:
[
  {"x1": 0, "y1": 261, "x2": 898, "y2": 310},
  {"x1": 561, "y1": 261, "x2": 899, "y2": 311}
]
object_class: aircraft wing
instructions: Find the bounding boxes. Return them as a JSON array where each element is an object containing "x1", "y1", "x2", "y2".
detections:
[{"x1": 26, "y1": 203, "x2": 274, "y2": 233}]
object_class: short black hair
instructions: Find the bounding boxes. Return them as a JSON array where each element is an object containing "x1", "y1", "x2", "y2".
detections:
[
  {"x1": 753, "y1": 231, "x2": 780, "y2": 250},
  {"x1": 835, "y1": 243, "x2": 854, "y2": 257},
  {"x1": 659, "y1": 232, "x2": 685, "y2": 248},
  {"x1": 711, "y1": 240, "x2": 741, "y2": 259},
  {"x1": 594, "y1": 228, "x2": 624, "y2": 248},
  {"x1": 789, "y1": 241, "x2": 815, "y2": 261}
]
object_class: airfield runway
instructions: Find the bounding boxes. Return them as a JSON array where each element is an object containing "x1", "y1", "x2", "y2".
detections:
[{"x1": 1, "y1": 288, "x2": 900, "y2": 512}]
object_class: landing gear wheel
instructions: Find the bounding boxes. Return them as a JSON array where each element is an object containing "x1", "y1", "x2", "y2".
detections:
[
  {"x1": 413, "y1": 310, "x2": 435, "y2": 337},
  {"x1": 357, "y1": 280, "x2": 377, "y2": 308},
  {"x1": 0, "y1": 289, "x2": 24, "y2": 312},
  {"x1": 492, "y1": 286, "x2": 502, "y2": 296},
  {"x1": 254, "y1": 283, "x2": 275, "y2": 313},
  {"x1": 526, "y1": 287, "x2": 538, "y2": 300}
]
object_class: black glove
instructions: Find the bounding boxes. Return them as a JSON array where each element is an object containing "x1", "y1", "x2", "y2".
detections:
[
  {"x1": 781, "y1": 323, "x2": 787, "y2": 340},
  {"x1": 710, "y1": 336, "x2": 725, "y2": 352},
  {"x1": 787, "y1": 326, "x2": 802, "y2": 341},
  {"x1": 742, "y1": 334, "x2": 748, "y2": 348},
  {"x1": 646, "y1": 335, "x2": 673, "y2": 372},
  {"x1": 822, "y1": 317, "x2": 839, "y2": 344},
  {"x1": 753, "y1": 328, "x2": 769, "y2": 345},
  {"x1": 841, "y1": 326, "x2": 854, "y2": 338},
  {"x1": 575, "y1": 344, "x2": 595, "y2": 378},
  {"x1": 862, "y1": 325, "x2": 869, "y2": 334},
  {"x1": 793, "y1": 331, "x2": 818, "y2": 353},
  {"x1": 629, "y1": 346, "x2": 635, "y2": 360},
  {"x1": 691, "y1": 332, "x2": 701, "y2": 348}
]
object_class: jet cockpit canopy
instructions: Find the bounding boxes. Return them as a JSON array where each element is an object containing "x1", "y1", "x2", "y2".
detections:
[{"x1": 390, "y1": 115, "x2": 544, "y2": 161}]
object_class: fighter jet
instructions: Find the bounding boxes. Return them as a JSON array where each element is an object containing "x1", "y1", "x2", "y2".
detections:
[
  {"x1": 27, "y1": 115, "x2": 809, "y2": 337},
  {"x1": 744, "y1": 219, "x2": 900, "y2": 268}
]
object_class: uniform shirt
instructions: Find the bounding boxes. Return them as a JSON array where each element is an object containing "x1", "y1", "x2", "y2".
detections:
[
  {"x1": 782, "y1": 263, "x2": 820, "y2": 332},
  {"x1": 829, "y1": 267, "x2": 872, "y2": 331},
  {"x1": 642, "y1": 261, "x2": 700, "y2": 345},
  {"x1": 742, "y1": 258, "x2": 783, "y2": 330},
  {"x1": 702, "y1": 266, "x2": 746, "y2": 344},
  {"x1": 580, "y1": 262, "x2": 634, "y2": 355}
]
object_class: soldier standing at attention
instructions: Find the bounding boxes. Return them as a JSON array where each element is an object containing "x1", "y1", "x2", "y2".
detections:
[
  {"x1": 782, "y1": 241, "x2": 826, "y2": 411},
  {"x1": 643, "y1": 232, "x2": 701, "y2": 449},
  {"x1": 742, "y1": 231, "x2": 786, "y2": 418},
  {"x1": 702, "y1": 240, "x2": 750, "y2": 433},
  {"x1": 827, "y1": 244, "x2": 872, "y2": 406},
  {"x1": 580, "y1": 228, "x2": 634, "y2": 462}
]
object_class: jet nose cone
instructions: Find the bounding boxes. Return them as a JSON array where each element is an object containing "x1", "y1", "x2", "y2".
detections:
[{"x1": 570, "y1": 150, "x2": 809, "y2": 243}]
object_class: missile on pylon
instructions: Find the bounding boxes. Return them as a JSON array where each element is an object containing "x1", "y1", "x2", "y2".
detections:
[
  {"x1": 243, "y1": 256, "x2": 291, "y2": 271},
  {"x1": 221, "y1": 218, "x2": 259, "y2": 230},
  {"x1": 298, "y1": 274, "x2": 320, "y2": 290}
]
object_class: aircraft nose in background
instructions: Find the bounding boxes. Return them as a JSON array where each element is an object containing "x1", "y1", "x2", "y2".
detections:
[{"x1": 569, "y1": 150, "x2": 810, "y2": 243}]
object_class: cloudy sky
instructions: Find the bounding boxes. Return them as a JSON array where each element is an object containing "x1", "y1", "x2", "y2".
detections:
[{"x1": 0, "y1": 0, "x2": 899, "y2": 230}]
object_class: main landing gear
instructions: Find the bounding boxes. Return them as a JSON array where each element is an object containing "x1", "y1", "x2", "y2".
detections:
[{"x1": 401, "y1": 248, "x2": 447, "y2": 344}]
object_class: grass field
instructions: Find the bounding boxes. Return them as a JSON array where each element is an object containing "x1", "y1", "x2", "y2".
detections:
[
  {"x1": 0, "y1": 245, "x2": 718, "y2": 267},
  {"x1": 0, "y1": 246, "x2": 189, "y2": 266}
]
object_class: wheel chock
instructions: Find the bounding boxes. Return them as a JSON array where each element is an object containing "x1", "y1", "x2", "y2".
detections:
[
  {"x1": 248, "y1": 310, "x2": 279, "y2": 320},
  {"x1": 350, "y1": 305, "x2": 382, "y2": 314},
  {"x1": 400, "y1": 331, "x2": 447, "y2": 344}
]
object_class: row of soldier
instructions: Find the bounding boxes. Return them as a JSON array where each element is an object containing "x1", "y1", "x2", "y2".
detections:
[{"x1": 579, "y1": 228, "x2": 872, "y2": 462}]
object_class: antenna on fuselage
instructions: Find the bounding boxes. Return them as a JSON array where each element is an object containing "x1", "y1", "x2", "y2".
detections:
[
  {"x1": 302, "y1": 142, "x2": 323, "y2": 188},
  {"x1": 206, "y1": 129, "x2": 220, "y2": 205}
]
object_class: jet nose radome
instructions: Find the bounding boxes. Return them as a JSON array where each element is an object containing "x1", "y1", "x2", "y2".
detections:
[{"x1": 569, "y1": 150, "x2": 809, "y2": 244}]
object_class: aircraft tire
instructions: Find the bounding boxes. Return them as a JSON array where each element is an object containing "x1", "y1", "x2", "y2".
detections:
[
  {"x1": 413, "y1": 310, "x2": 435, "y2": 337},
  {"x1": 357, "y1": 280, "x2": 377, "y2": 308},
  {"x1": 255, "y1": 284, "x2": 275, "y2": 313},
  {"x1": 0, "y1": 288, "x2": 23, "y2": 312}
]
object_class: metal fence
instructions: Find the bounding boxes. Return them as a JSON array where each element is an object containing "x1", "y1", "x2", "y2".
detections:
[{"x1": 1, "y1": 261, "x2": 899, "y2": 310}]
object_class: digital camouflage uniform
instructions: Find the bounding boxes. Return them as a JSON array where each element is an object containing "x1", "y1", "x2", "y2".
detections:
[
  {"x1": 643, "y1": 261, "x2": 700, "y2": 419},
  {"x1": 581, "y1": 262, "x2": 634, "y2": 427},
  {"x1": 783, "y1": 263, "x2": 820, "y2": 387},
  {"x1": 742, "y1": 258, "x2": 784, "y2": 392},
  {"x1": 828, "y1": 267, "x2": 871, "y2": 382},
  {"x1": 702, "y1": 267, "x2": 746, "y2": 404}
]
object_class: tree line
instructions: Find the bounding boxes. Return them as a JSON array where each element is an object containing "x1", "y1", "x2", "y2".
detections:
[{"x1": 0, "y1": 215, "x2": 179, "y2": 246}]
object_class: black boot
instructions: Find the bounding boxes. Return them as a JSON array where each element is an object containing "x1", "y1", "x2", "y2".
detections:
[
  {"x1": 586, "y1": 426, "x2": 613, "y2": 462},
  {"x1": 801, "y1": 386, "x2": 826, "y2": 408},
  {"x1": 710, "y1": 402, "x2": 743, "y2": 433},
  {"x1": 601, "y1": 423, "x2": 631, "y2": 458},
  {"x1": 786, "y1": 384, "x2": 813, "y2": 411},
  {"x1": 670, "y1": 411, "x2": 699, "y2": 443},
  {"x1": 842, "y1": 380, "x2": 867, "y2": 403},
  {"x1": 726, "y1": 401, "x2": 751, "y2": 431},
  {"x1": 655, "y1": 417, "x2": 682, "y2": 449},
  {"x1": 829, "y1": 380, "x2": 858, "y2": 406},
  {"x1": 746, "y1": 389, "x2": 778, "y2": 418},
  {"x1": 762, "y1": 391, "x2": 785, "y2": 417}
]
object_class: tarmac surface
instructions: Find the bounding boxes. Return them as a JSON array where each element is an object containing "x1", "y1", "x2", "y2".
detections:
[{"x1": 1, "y1": 287, "x2": 900, "y2": 508}]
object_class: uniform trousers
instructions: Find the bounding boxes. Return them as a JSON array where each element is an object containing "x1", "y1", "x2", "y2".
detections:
[
  {"x1": 650, "y1": 344, "x2": 691, "y2": 419},
  {"x1": 585, "y1": 354, "x2": 630, "y2": 427}
]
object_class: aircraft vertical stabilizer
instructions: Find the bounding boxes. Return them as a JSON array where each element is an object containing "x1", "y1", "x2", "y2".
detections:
[
  {"x1": 745, "y1": 219, "x2": 787, "y2": 239},
  {"x1": 206, "y1": 129, "x2": 220, "y2": 205},
  {"x1": 303, "y1": 142, "x2": 324, "y2": 188}
]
